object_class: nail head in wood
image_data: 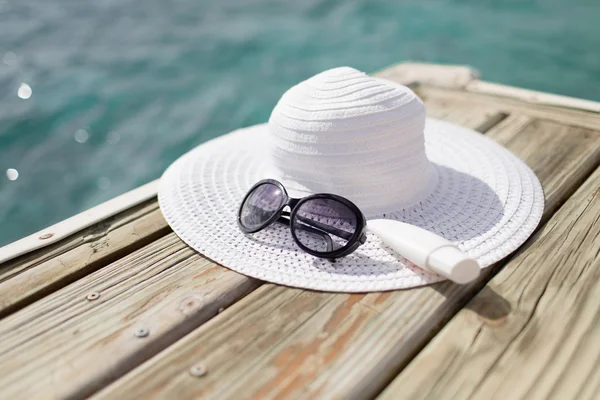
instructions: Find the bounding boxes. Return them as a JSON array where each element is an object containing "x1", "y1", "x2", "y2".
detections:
[
  {"x1": 134, "y1": 328, "x2": 149, "y2": 338},
  {"x1": 86, "y1": 292, "x2": 100, "y2": 301},
  {"x1": 189, "y1": 364, "x2": 207, "y2": 377}
]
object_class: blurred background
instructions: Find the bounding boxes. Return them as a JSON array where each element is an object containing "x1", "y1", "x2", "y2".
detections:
[{"x1": 1, "y1": 0, "x2": 599, "y2": 246}]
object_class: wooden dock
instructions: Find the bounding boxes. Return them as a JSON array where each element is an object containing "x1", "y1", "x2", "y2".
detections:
[{"x1": 1, "y1": 62, "x2": 600, "y2": 400}]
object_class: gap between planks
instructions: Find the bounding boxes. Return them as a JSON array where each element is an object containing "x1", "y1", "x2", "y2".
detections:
[
  {"x1": 94, "y1": 115, "x2": 600, "y2": 399},
  {"x1": 0, "y1": 101, "x2": 506, "y2": 400}
]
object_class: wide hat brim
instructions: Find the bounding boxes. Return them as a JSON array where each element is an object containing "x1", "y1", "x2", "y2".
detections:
[{"x1": 158, "y1": 118, "x2": 544, "y2": 292}]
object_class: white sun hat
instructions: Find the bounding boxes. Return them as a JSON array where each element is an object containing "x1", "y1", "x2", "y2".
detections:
[{"x1": 158, "y1": 67, "x2": 544, "y2": 292}]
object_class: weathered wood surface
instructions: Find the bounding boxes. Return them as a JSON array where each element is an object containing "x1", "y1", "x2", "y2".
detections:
[
  {"x1": 416, "y1": 85, "x2": 600, "y2": 132},
  {"x1": 376, "y1": 62, "x2": 479, "y2": 90},
  {"x1": 94, "y1": 114, "x2": 600, "y2": 399},
  {"x1": 466, "y1": 80, "x2": 600, "y2": 113},
  {"x1": 0, "y1": 233, "x2": 259, "y2": 400},
  {"x1": 423, "y1": 97, "x2": 508, "y2": 133},
  {"x1": 380, "y1": 62, "x2": 600, "y2": 114},
  {"x1": 0, "y1": 199, "x2": 170, "y2": 318},
  {"x1": 379, "y1": 165, "x2": 600, "y2": 400}
]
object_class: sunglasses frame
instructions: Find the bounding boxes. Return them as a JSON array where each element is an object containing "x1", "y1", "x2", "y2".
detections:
[{"x1": 237, "y1": 179, "x2": 367, "y2": 259}]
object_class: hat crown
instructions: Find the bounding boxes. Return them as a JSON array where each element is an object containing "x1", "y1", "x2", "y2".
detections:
[{"x1": 268, "y1": 67, "x2": 437, "y2": 215}]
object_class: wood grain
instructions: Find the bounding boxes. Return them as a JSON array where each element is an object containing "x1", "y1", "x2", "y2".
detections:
[
  {"x1": 418, "y1": 85, "x2": 600, "y2": 131},
  {"x1": 379, "y1": 166, "x2": 600, "y2": 400},
  {"x1": 96, "y1": 285, "x2": 339, "y2": 399},
  {"x1": 379, "y1": 62, "x2": 600, "y2": 115},
  {"x1": 94, "y1": 115, "x2": 600, "y2": 399},
  {"x1": 466, "y1": 80, "x2": 600, "y2": 113},
  {"x1": 0, "y1": 233, "x2": 259, "y2": 400},
  {"x1": 0, "y1": 199, "x2": 170, "y2": 318},
  {"x1": 374, "y1": 62, "x2": 478, "y2": 90},
  {"x1": 422, "y1": 96, "x2": 507, "y2": 133}
]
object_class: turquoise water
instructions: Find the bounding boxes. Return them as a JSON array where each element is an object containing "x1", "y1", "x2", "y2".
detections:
[{"x1": 1, "y1": 0, "x2": 599, "y2": 246}]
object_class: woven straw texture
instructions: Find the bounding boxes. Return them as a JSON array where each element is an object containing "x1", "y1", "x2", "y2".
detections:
[{"x1": 158, "y1": 68, "x2": 544, "y2": 292}]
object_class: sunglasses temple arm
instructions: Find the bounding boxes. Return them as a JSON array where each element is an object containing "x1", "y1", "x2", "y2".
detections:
[
  {"x1": 277, "y1": 216, "x2": 333, "y2": 252},
  {"x1": 294, "y1": 215, "x2": 354, "y2": 241}
]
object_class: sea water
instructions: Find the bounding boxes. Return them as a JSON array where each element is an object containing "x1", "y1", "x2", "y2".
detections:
[{"x1": 1, "y1": 0, "x2": 599, "y2": 246}]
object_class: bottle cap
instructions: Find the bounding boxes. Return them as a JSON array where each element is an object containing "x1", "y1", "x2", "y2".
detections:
[{"x1": 428, "y1": 246, "x2": 481, "y2": 284}]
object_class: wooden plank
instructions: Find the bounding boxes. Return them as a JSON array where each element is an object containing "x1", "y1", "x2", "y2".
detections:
[
  {"x1": 0, "y1": 233, "x2": 260, "y2": 400},
  {"x1": 467, "y1": 80, "x2": 600, "y2": 113},
  {"x1": 422, "y1": 96, "x2": 508, "y2": 133},
  {"x1": 93, "y1": 285, "x2": 359, "y2": 399},
  {"x1": 375, "y1": 62, "x2": 478, "y2": 89},
  {"x1": 94, "y1": 115, "x2": 600, "y2": 399},
  {"x1": 97, "y1": 285, "x2": 338, "y2": 399},
  {"x1": 0, "y1": 180, "x2": 158, "y2": 264},
  {"x1": 0, "y1": 199, "x2": 170, "y2": 318},
  {"x1": 418, "y1": 85, "x2": 600, "y2": 131},
  {"x1": 376, "y1": 62, "x2": 600, "y2": 114},
  {"x1": 379, "y1": 166, "x2": 600, "y2": 400}
]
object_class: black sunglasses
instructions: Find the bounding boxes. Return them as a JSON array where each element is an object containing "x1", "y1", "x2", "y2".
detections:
[{"x1": 237, "y1": 179, "x2": 368, "y2": 259}]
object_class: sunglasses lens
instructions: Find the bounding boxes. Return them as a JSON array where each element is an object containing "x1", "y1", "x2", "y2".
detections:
[
  {"x1": 240, "y1": 183, "x2": 285, "y2": 231},
  {"x1": 292, "y1": 198, "x2": 358, "y2": 254}
]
